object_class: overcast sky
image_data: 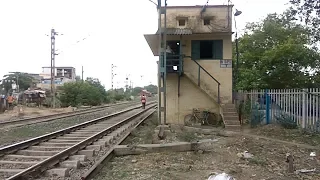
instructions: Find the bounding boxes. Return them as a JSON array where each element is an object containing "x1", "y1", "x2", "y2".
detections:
[{"x1": 0, "y1": 0, "x2": 289, "y2": 89}]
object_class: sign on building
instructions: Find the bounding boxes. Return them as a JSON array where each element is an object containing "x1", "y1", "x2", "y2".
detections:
[
  {"x1": 220, "y1": 59, "x2": 232, "y2": 68},
  {"x1": 11, "y1": 84, "x2": 17, "y2": 90}
]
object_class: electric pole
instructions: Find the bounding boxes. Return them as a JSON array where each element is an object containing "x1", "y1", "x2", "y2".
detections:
[
  {"x1": 50, "y1": 28, "x2": 62, "y2": 108},
  {"x1": 157, "y1": 0, "x2": 167, "y2": 125},
  {"x1": 111, "y1": 64, "x2": 116, "y2": 90},
  {"x1": 51, "y1": 29, "x2": 56, "y2": 108},
  {"x1": 81, "y1": 66, "x2": 84, "y2": 82},
  {"x1": 125, "y1": 74, "x2": 130, "y2": 91}
]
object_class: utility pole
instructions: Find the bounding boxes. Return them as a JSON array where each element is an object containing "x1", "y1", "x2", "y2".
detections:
[
  {"x1": 111, "y1": 64, "x2": 116, "y2": 89},
  {"x1": 233, "y1": 8, "x2": 242, "y2": 102},
  {"x1": 50, "y1": 29, "x2": 62, "y2": 108},
  {"x1": 50, "y1": 29, "x2": 57, "y2": 108},
  {"x1": 81, "y1": 66, "x2": 84, "y2": 82},
  {"x1": 140, "y1": 75, "x2": 144, "y2": 87},
  {"x1": 125, "y1": 74, "x2": 130, "y2": 91},
  {"x1": 16, "y1": 75, "x2": 19, "y2": 92},
  {"x1": 157, "y1": 0, "x2": 167, "y2": 125},
  {"x1": 130, "y1": 80, "x2": 133, "y2": 93}
]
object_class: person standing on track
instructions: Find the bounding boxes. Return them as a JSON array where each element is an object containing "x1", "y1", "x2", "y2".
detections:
[
  {"x1": 141, "y1": 94, "x2": 146, "y2": 109},
  {"x1": 6, "y1": 94, "x2": 14, "y2": 110}
]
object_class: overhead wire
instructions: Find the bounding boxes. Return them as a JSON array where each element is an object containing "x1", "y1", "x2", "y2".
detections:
[{"x1": 56, "y1": 34, "x2": 91, "y2": 55}]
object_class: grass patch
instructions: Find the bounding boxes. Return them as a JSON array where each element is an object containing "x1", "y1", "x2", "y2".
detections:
[
  {"x1": 247, "y1": 157, "x2": 268, "y2": 166},
  {"x1": 176, "y1": 131, "x2": 198, "y2": 142},
  {"x1": 122, "y1": 113, "x2": 159, "y2": 145},
  {"x1": 251, "y1": 124, "x2": 320, "y2": 146}
]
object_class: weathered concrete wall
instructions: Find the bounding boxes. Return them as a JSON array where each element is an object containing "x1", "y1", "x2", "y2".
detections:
[
  {"x1": 161, "y1": 5, "x2": 232, "y2": 33},
  {"x1": 166, "y1": 73, "x2": 218, "y2": 124},
  {"x1": 164, "y1": 34, "x2": 232, "y2": 125},
  {"x1": 151, "y1": 6, "x2": 233, "y2": 125},
  {"x1": 166, "y1": 34, "x2": 233, "y2": 104}
]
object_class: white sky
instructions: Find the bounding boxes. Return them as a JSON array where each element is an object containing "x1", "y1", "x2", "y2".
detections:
[{"x1": 0, "y1": 0, "x2": 289, "y2": 89}]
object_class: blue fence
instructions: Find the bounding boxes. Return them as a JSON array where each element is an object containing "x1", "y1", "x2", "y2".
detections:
[{"x1": 236, "y1": 89, "x2": 320, "y2": 132}]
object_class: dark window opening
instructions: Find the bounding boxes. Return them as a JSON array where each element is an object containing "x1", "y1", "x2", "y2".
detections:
[
  {"x1": 178, "y1": 19, "x2": 186, "y2": 26},
  {"x1": 200, "y1": 41, "x2": 213, "y2": 59},
  {"x1": 166, "y1": 41, "x2": 181, "y2": 73},
  {"x1": 204, "y1": 19, "x2": 211, "y2": 25},
  {"x1": 191, "y1": 40, "x2": 223, "y2": 60},
  {"x1": 167, "y1": 41, "x2": 180, "y2": 55}
]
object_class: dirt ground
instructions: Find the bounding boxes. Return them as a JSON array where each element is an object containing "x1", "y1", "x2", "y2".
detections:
[
  {"x1": 248, "y1": 124, "x2": 320, "y2": 147},
  {"x1": 0, "y1": 106, "x2": 74, "y2": 121},
  {"x1": 95, "y1": 115, "x2": 320, "y2": 180}
]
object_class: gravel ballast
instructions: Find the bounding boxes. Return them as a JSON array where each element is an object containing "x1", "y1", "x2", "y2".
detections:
[{"x1": 0, "y1": 102, "x2": 140, "y2": 148}]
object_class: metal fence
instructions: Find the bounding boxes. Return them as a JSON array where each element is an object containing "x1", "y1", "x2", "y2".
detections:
[{"x1": 236, "y1": 88, "x2": 320, "y2": 132}]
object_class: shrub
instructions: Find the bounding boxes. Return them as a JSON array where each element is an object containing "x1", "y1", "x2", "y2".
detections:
[
  {"x1": 59, "y1": 82, "x2": 109, "y2": 107},
  {"x1": 275, "y1": 112, "x2": 298, "y2": 129},
  {"x1": 250, "y1": 106, "x2": 265, "y2": 128}
]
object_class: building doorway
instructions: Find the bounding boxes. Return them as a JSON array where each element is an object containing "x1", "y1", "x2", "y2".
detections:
[{"x1": 166, "y1": 41, "x2": 181, "y2": 73}]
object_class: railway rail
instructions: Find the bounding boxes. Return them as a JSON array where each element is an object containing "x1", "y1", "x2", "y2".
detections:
[
  {"x1": 0, "y1": 101, "x2": 141, "y2": 128},
  {"x1": 0, "y1": 101, "x2": 157, "y2": 180}
]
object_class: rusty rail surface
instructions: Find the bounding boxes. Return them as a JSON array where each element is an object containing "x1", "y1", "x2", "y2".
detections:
[
  {"x1": 0, "y1": 101, "x2": 156, "y2": 180},
  {"x1": 82, "y1": 106, "x2": 156, "y2": 179},
  {"x1": 0, "y1": 101, "x2": 140, "y2": 127}
]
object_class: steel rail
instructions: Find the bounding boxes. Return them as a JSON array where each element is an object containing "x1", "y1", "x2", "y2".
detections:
[
  {"x1": 0, "y1": 100, "x2": 139, "y2": 127},
  {"x1": 0, "y1": 101, "x2": 156, "y2": 156},
  {"x1": 7, "y1": 103, "x2": 157, "y2": 180},
  {"x1": 81, "y1": 108, "x2": 156, "y2": 179}
]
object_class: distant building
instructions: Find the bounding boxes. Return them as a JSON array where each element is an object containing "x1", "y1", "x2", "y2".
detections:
[{"x1": 37, "y1": 66, "x2": 76, "y2": 89}]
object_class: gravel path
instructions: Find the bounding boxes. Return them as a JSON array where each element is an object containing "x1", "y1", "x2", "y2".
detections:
[{"x1": 0, "y1": 102, "x2": 140, "y2": 148}]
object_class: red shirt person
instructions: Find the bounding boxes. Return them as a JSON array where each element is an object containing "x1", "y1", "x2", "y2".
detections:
[{"x1": 141, "y1": 94, "x2": 146, "y2": 109}]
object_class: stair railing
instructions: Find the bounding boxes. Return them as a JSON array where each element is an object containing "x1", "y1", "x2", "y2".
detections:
[{"x1": 185, "y1": 56, "x2": 221, "y2": 104}]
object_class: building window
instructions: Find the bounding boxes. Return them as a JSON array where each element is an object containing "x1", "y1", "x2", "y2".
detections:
[
  {"x1": 178, "y1": 19, "x2": 186, "y2": 26},
  {"x1": 204, "y1": 18, "x2": 211, "y2": 25},
  {"x1": 191, "y1": 40, "x2": 223, "y2": 60}
]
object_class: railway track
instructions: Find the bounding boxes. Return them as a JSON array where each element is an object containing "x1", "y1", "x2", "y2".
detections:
[
  {"x1": 0, "y1": 101, "x2": 157, "y2": 180},
  {"x1": 0, "y1": 101, "x2": 140, "y2": 129}
]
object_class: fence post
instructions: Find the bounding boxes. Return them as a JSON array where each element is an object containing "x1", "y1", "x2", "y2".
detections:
[
  {"x1": 197, "y1": 66, "x2": 200, "y2": 86},
  {"x1": 265, "y1": 89, "x2": 270, "y2": 124},
  {"x1": 302, "y1": 89, "x2": 306, "y2": 129}
]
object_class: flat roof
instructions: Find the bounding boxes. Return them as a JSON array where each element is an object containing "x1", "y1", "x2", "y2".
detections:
[
  {"x1": 162, "y1": 5, "x2": 233, "y2": 8},
  {"x1": 42, "y1": 66, "x2": 75, "y2": 69}
]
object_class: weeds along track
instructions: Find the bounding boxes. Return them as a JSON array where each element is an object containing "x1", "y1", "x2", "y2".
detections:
[
  {"x1": 0, "y1": 101, "x2": 141, "y2": 129},
  {"x1": 0, "y1": 101, "x2": 157, "y2": 180}
]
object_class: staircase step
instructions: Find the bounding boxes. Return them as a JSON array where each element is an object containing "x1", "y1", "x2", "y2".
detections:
[
  {"x1": 223, "y1": 112, "x2": 238, "y2": 116},
  {"x1": 223, "y1": 104, "x2": 235, "y2": 108},
  {"x1": 223, "y1": 108, "x2": 237, "y2": 112},
  {"x1": 224, "y1": 120, "x2": 240, "y2": 125},
  {"x1": 225, "y1": 124, "x2": 241, "y2": 131},
  {"x1": 224, "y1": 116, "x2": 238, "y2": 121}
]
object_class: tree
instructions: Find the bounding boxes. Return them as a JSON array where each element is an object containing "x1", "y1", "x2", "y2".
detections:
[
  {"x1": 235, "y1": 12, "x2": 320, "y2": 90},
  {"x1": 1, "y1": 72, "x2": 35, "y2": 93},
  {"x1": 289, "y1": 0, "x2": 320, "y2": 42},
  {"x1": 59, "y1": 81, "x2": 105, "y2": 107},
  {"x1": 75, "y1": 76, "x2": 81, "y2": 82},
  {"x1": 131, "y1": 87, "x2": 143, "y2": 96},
  {"x1": 144, "y1": 84, "x2": 157, "y2": 94},
  {"x1": 86, "y1": 77, "x2": 110, "y2": 103}
]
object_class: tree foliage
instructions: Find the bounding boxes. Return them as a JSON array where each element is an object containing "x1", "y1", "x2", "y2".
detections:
[
  {"x1": 0, "y1": 72, "x2": 35, "y2": 93},
  {"x1": 59, "y1": 78, "x2": 111, "y2": 107},
  {"x1": 289, "y1": 0, "x2": 320, "y2": 42},
  {"x1": 86, "y1": 77, "x2": 110, "y2": 102},
  {"x1": 144, "y1": 84, "x2": 157, "y2": 94},
  {"x1": 235, "y1": 12, "x2": 320, "y2": 90}
]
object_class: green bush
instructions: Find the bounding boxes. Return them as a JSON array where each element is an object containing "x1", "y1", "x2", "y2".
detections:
[
  {"x1": 275, "y1": 112, "x2": 298, "y2": 129},
  {"x1": 250, "y1": 106, "x2": 265, "y2": 128},
  {"x1": 59, "y1": 82, "x2": 109, "y2": 107},
  {"x1": 114, "y1": 94, "x2": 126, "y2": 101}
]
